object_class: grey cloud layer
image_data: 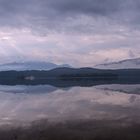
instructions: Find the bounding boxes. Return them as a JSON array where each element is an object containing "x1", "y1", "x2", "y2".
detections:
[
  {"x1": 0, "y1": 0, "x2": 140, "y2": 66},
  {"x1": 0, "y1": 0, "x2": 139, "y2": 32}
]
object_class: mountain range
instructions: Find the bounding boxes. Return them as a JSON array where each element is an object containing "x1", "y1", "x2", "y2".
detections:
[
  {"x1": 95, "y1": 58, "x2": 140, "y2": 69},
  {"x1": 0, "y1": 57, "x2": 140, "y2": 71},
  {"x1": 0, "y1": 61, "x2": 70, "y2": 71}
]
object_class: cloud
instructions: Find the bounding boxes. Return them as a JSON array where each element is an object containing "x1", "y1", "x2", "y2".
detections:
[
  {"x1": 0, "y1": 0, "x2": 140, "y2": 66},
  {"x1": 0, "y1": 0, "x2": 139, "y2": 33}
]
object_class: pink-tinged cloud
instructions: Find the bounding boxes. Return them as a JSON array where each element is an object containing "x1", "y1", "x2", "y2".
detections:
[{"x1": 0, "y1": 0, "x2": 140, "y2": 66}]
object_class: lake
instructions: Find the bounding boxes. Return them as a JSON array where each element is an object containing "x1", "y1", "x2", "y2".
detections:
[{"x1": 0, "y1": 84, "x2": 140, "y2": 140}]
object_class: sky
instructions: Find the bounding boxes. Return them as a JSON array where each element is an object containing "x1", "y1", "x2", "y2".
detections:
[{"x1": 0, "y1": 0, "x2": 140, "y2": 67}]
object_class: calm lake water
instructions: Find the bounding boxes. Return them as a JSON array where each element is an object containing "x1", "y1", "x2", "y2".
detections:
[{"x1": 0, "y1": 84, "x2": 140, "y2": 140}]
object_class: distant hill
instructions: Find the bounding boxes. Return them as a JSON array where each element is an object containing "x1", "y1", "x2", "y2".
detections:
[
  {"x1": 0, "y1": 61, "x2": 71, "y2": 71},
  {"x1": 0, "y1": 67, "x2": 140, "y2": 86},
  {"x1": 95, "y1": 58, "x2": 140, "y2": 69}
]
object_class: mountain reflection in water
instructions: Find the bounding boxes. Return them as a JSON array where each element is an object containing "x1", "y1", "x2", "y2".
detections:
[{"x1": 0, "y1": 84, "x2": 140, "y2": 140}]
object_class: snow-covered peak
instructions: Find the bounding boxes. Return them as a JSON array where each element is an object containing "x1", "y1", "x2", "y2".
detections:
[{"x1": 95, "y1": 58, "x2": 140, "y2": 69}]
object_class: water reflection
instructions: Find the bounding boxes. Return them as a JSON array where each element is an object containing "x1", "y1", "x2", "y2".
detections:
[
  {"x1": 96, "y1": 84, "x2": 140, "y2": 94},
  {"x1": 0, "y1": 85, "x2": 58, "y2": 94},
  {"x1": 0, "y1": 84, "x2": 140, "y2": 128}
]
